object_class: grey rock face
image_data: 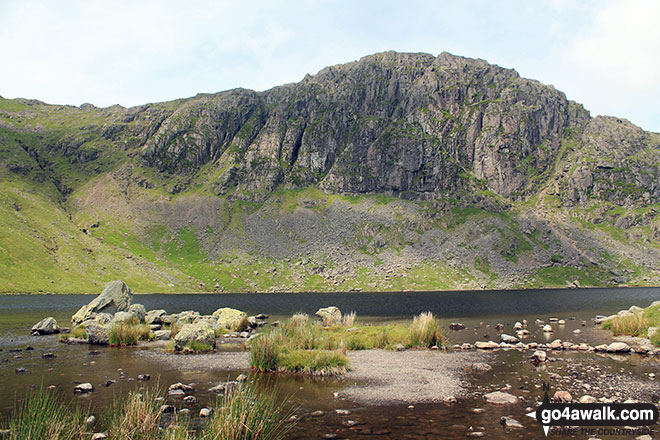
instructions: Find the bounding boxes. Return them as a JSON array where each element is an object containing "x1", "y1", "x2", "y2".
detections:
[
  {"x1": 31, "y1": 317, "x2": 60, "y2": 335},
  {"x1": 72, "y1": 280, "x2": 133, "y2": 325}
]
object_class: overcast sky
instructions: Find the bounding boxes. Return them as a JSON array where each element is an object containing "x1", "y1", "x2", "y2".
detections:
[{"x1": 1, "y1": 0, "x2": 659, "y2": 132}]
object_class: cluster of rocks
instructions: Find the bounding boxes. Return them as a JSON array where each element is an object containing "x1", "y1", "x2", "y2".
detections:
[
  {"x1": 33, "y1": 280, "x2": 268, "y2": 352},
  {"x1": 456, "y1": 339, "x2": 657, "y2": 356}
]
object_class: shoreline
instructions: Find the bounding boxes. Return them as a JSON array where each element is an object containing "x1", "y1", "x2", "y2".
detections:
[{"x1": 1, "y1": 284, "x2": 659, "y2": 296}]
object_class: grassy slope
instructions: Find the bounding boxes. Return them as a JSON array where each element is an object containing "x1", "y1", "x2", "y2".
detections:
[{"x1": 0, "y1": 98, "x2": 659, "y2": 293}]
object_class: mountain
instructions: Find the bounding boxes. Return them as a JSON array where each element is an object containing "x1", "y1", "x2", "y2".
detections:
[{"x1": 1, "y1": 51, "x2": 659, "y2": 294}]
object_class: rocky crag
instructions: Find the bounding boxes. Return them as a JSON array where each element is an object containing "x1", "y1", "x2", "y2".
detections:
[{"x1": 1, "y1": 51, "x2": 659, "y2": 293}]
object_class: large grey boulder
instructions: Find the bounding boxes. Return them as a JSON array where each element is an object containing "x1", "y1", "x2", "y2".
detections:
[
  {"x1": 173, "y1": 322, "x2": 215, "y2": 351},
  {"x1": 154, "y1": 330, "x2": 172, "y2": 340},
  {"x1": 315, "y1": 306, "x2": 342, "y2": 325},
  {"x1": 145, "y1": 309, "x2": 167, "y2": 324},
  {"x1": 72, "y1": 280, "x2": 133, "y2": 325},
  {"x1": 212, "y1": 308, "x2": 246, "y2": 329},
  {"x1": 31, "y1": 317, "x2": 60, "y2": 335},
  {"x1": 86, "y1": 322, "x2": 109, "y2": 345},
  {"x1": 128, "y1": 304, "x2": 146, "y2": 322},
  {"x1": 112, "y1": 311, "x2": 137, "y2": 323}
]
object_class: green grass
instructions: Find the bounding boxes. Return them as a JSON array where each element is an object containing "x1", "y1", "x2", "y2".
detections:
[
  {"x1": 249, "y1": 312, "x2": 449, "y2": 374},
  {"x1": 601, "y1": 304, "x2": 660, "y2": 346},
  {"x1": 4, "y1": 388, "x2": 86, "y2": 440}
]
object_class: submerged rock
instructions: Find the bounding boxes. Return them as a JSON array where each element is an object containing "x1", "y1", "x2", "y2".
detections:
[
  {"x1": 484, "y1": 391, "x2": 518, "y2": 405},
  {"x1": 31, "y1": 317, "x2": 60, "y2": 335},
  {"x1": 72, "y1": 280, "x2": 133, "y2": 325}
]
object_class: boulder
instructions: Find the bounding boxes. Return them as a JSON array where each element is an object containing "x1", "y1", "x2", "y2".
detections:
[
  {"x1": 542, "y1": 324, "x2": 553, "y2": 332},
  {"x1": 172, "y1": 311, "x2": 200, "y2": 324},
  {"x1": 153, "y1": 330, "x2": 172, "y2": 341},
  {"x1": 173, "y1": 322, "x2": 215, "y2": 351},
  {"x1": 112, "y1": 311, "x2": 137, "y2": 323},
  {"x1": 128, "y1": 304, "x2": 146, "y2": 322},
  {"x1": 629, "y1": 305, "x2": 643, "y2": 314},
  {"x1": 31, "y1": 317, "x2": 60, "y2": 335},
  {"x1": 513, "y1": 321, "x2": 523, "y2": 331},
  {"x1": 74, "y1": 383, "x2": 94, "y2": 394},
  {"x1": 530, "y1": 350, "x2": 547, "y2": 363},
  {"x1": 553, "y1": 390, "x2": 572, "y2": 403},
  {"x1": 72, "y1": 280, "x2": 133, "y2": 325},
  {"x1": 145, "y1": 309, "x2": 167, "y2": 325},
  {"x1": 606, "y1": 342, "x2": 630, "y2": 353},
  {"x1": 94, "y1": 313, "x2": 113, "y2": 325},
  {"x1": 86, "y1": 322, "x2": 109, "y2": 345},
  {"x1": 315, "y1": 306, "x2": 342, "y2": 325},
  {"x1": 483, "y1": 391, "x2": 518, "y2": 405},
  {"x1": 500, "y1": 334, "x2": 519, "y2": 344},
  {"x1": 212, "y1": 307, "x2": 246, "y2": 329},
  {"x1": 475, "y1": 341, "x2": 500, "y2": 349}
]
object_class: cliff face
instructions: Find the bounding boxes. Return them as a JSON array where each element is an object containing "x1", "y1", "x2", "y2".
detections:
[
  {"x1": 138, "y1": 52, "x2": 591, "y2": 201},
  {"x1": 0, "y1": 51, "x2": 659, "y2": 294}
]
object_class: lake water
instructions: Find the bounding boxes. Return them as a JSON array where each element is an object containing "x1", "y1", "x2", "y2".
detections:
[{"x1": 1, "y1": 287, "x2": 659, "y2": 438}]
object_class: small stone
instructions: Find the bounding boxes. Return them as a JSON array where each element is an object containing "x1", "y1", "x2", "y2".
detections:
[
  {"x1": 86, "y1": 415, "x2": 96, "y2": 425},
  {"x1": 167, "y1": 389, "x2": 185, "y2": 398},
  {"x1": 579, "y1": 395, "x2": 597, "y2": 403},
  {"x1": 553, "y1": 390, "x2": 572, "y2": 403},
  {"x1": 543, "y1": 324, "x2": 553, "y2": 333},
  {"x1": 483, "y1": 391, "x2": 518, "y2": 405},
  {"x1": 183, "y1": 395, "x2": 197, "y2": 405},
  {"x1": 74, "y1": 383, "x2": 94, "y2": 394},
  {"x1": 42, "y1": 353, "x2": 56, "y2": 359},
  {"x1": 310, "y1": 410, "x2": 325, "y2": 417},
  {"x1": 606, "y1": 342, "x2": 630, "y2": 353},
  {"x1": 91, "y1": 434, "x2": 107, "y2": 440},
  {"x1": 137, "y1": 374, "x2": 150, "y2": 381},
  {"x1": 335, "y1": 409, "x2": 351, "y2": 415},
  {"x1": 15, "y1": 367, "x2": 27, "y2": 373},
  {"x1": 235, "y1": 374, "x2": 248, "y2": 383},
  {"x1": 501, "y1": 416, "x2": 523, "y2": 429},
  {"x1": 530, "y1": 350, "x2": 547, "y2": 363},
  {"x1": 160, "y1": 405, "x2": 175, "y2": 414}
]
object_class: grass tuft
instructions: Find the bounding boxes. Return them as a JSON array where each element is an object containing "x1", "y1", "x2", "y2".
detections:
[
  {"x1": 5, "y1": 388, "x2": 86, "y2": 440},
  {"x1": 409, "y1": 312, "x2": 447, "y2": 348},
  {"x1": 109, "y1": 323, "x2": 153, "y2": 346}
]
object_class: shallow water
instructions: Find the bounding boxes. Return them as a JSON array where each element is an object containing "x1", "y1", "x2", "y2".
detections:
[{"x1": 1, "y1": 287, "x2": 659, "y2": 438}]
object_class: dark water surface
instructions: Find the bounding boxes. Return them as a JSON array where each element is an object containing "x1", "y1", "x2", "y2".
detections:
[{"x1": 1, "y1": 287, "x2": 659, "y2": 439}]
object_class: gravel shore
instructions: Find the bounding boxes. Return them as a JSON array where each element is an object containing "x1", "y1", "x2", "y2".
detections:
[
  {"x1": 136, "y1": 350, "x2": 250, "y2": 371},
  {"x1": 342, "y1": 349, "x2": 489, "y2": 404}
]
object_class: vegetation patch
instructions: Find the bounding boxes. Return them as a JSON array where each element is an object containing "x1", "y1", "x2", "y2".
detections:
[{"x1": 601, "y1": 303, "x2": 660, "y2": 346}]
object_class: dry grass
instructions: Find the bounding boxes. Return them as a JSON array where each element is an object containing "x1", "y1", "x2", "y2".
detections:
[
  {"x1": 409, "y1": 312, "x2": 447, "y2": 348},
  {"x1": 199, "y1": 384, "x2": 295, "y2": 440},
  {"x1": 342, "y1": 311, "x2": 356, "y2": 327}
]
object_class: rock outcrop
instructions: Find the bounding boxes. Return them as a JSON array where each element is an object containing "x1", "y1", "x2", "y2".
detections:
[
  {"x1": 72, "y1": 280, "x2": 133, "y2": 325},
  {"x1": 31, "y1": 317, "x2": 60, "y2": 335}
]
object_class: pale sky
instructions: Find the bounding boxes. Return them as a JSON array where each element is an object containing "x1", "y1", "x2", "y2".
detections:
[{"x1": 1, "y1": 0, "x2": 659, "y2": 132}]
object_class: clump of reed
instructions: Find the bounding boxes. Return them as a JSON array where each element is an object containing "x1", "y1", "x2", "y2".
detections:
[
  {"x1": 199, "y1": 383, "x2": 295, "y2": 440},
  {"x1": 408, "y1": 312, "x2": 447, "y2": 348},
  {"x1": 109, "y1": 322, "x2": 153, "y2": 346},
  {"x1": 5, "y1": 388, "x2": 86, "y2": 440},
  {"x1": 602, "y1": 313, "x2": 650, "y2": 336}
]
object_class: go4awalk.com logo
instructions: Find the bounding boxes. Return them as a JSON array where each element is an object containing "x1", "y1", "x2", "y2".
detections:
[{"x1": 527, "y1": 385, "x2": 659, "y2": 437}]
